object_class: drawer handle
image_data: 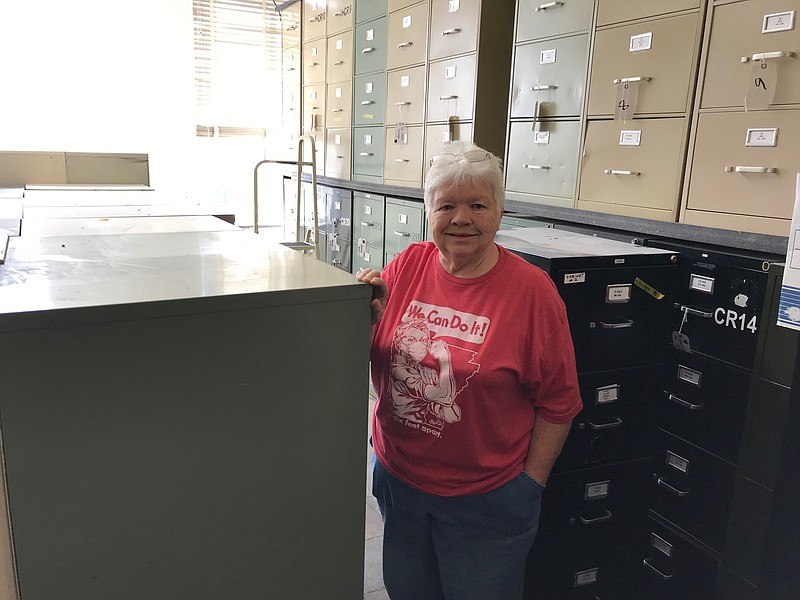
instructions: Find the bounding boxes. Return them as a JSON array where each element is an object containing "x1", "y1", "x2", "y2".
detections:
[
  {"x1": 596, "y1": 319, "x2": 634, "y2": 329},
  {"x1": 360, "y1": 221, "x2": 375, "y2": 227},
  {"x1": 536, "y1": 1, "x2": 564, "y2": 10},
  {"x1": 333, "y1": 60, "x2": 344, "y2": 66},
  {"x1": 394, "y1": 230, "x2": 411, "y2": 237},
  {"x1": 439, "y1": 95, "x2": 459, "y2": 100},
  {"x1": 361, "y1": 100, "x2": 374, "y2": 105},
  {"x1": 578, "y1": 509, "x2": 613, "y2": 525},
  {"x1": 588, "y1": 417, "x2": 623, "y2": 430},
  {"x1": 394, "y1": 158, "x2": 410, "y2": 163},
  {"x1": 362, "y1": 47, "x2": 376, "y2": 54},
  {"x1": 604, "y1": 169, "x2": 641, "y2": 176},
  {"x1": 442, "y1": 28, "x2": 462, "y2": 36},
  {"x1": 524, "y1": 164, "x2": 550, "y2": 170},
  {"x1": 532, "y1": 85, "x2": 558, "y2": 91},
  {"x1": 331, "y1": 154, "x2": 344, "y2": 160},
  {"x1": 395, "y1": 101, "x2": 411, "y2": 106},
  {"x1": 332, "y1": 108, "x2": 344, "y2": 113},
  {"x1": 743, "y1": 51, "x2": 796, "y2": 62},
  {"x1": 613, "y1": 76, "x2": 652, "y2": 84},
  {"x1": 397, "y1": 41, "x2": 413, "y2": 48},
  {"x1": 665, "y1": 392, "x2": 702, "y2": 411},
  {"x1": 287, "y1": 66, "x2": 297, "y2": 71},
  {"x1": 724, "y1": 165, "x2": 778, "y2": 174},
  {"x1": 307, "y1": 62, "x2": 320, "y2": 67},
  {"x1": 656, "y1": 476, "x2": 690, "y2": 497},
  {"x1": 643, "y1": 557, "x2": 675, "y2": 581},
  {"x1": 677, "y1": 304, "x2": 714, "y2": 319},
  {"x1": 359, "y1": 152, "x2": 374, "y2": 157}
]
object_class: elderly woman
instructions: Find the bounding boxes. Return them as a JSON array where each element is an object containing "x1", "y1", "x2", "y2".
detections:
[{"x1": 357, "y1": 142, "x2": 582, "y2": 600}]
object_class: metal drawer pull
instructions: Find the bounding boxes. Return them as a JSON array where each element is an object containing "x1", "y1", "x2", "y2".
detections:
[
  {"x1": 397, "y1": 41, "x2": 413, "y2": 48},
  {"x1": 359, "y1": 152, "x2": 374, "y2": 157},
  {"x1": 604, "y1": 169, "x2": 641, "y2": 176},
  {"x1": 361, "y1": 100, "x2": 374, "y2": 105},
  {"x1": 287, "y1": 67, "x2": 297, "y2": 71},
  {"x1": 362, "y1": 47, "x2": 376, "y2": 54},
  {"x1": 597, "y1": 319, "x2": 634, "y2": 329},
  {"x1": 643, "y1": 557, "x2": 675, "y2": 580},
  {"x1": 656, "y1": 476, "x2": 690, "y2": 497},
  {"x1": 394, "y1": 158, "x2": 410, "y2": 163},
  {"x1": 579, "y1": 510, "x2": 613, "y2": 525},
  {"x1": 439, "y1": 95, "x2": 459, "y2": 100},
  {"x1": 536, "y1": 1, "x2": 564, "y2": 10},
  {"x1": 395, "y1": 101, "x2": 411, "y2": 106},
  {"x1": 524, "y1": 164, "x2": 550, "y2": 170},
  {"x1": 744, "y1": 51, "x2": 796, "y2": 62},
  {"x1": 332, "y1": 108, "x2": 343, "y2": 113},
  {"x1": 307, "y1": 62, "x2": 319, "y2": 67},
  {"x1": 666, "y1": 392, "x2": 702, "y2": 411},
  {"x1": 724, "y1": 165, "x2": 778, "y2": 174},
  {"x1": 613, "y1": 76, "x2": 652, "y2": 84},
  {"x1": 532, "y1": 85, "x2": 558, "y2": 91},
  {"x1": 394, "y1": 231, "x2": 411, "y2": 237},
  {"x1": 588, "y1": 417, "x2": 623, "y2": 430},
  {"x1": 331, "y1": 154, "x2": 344, "y2": 160},
  {"x1": 360, "y1": 221, "x2": 375, "y2": 227},
  {"x1": 677, "y1": 304, "x2": 713, "y2": 319},
  {"x1": 442, "y1": 28, "x2": 462, "y2": 35}
]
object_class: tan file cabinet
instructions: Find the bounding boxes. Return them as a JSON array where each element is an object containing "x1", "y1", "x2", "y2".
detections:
[
  {"x1": 578, "y1": 117, "x2": 688, "y2": 218},
  {"x1": 327, "y1": 82, "x2": 353, "y2": 127},
  {"x1": 388, "y1": 0, "x2": 423, "y2": 12},
  {"x1": 423, "y1": 121, "x2": 475, "y2": 179},
  {"x1": 328, "y1": 0, "x2": 355, "y2": 35},
  {"x1": 327, "y1": 30, "x2": 354, "y2": 83},
  {"x1": 510, "y1": 34, "x2": 590, "y2": 119},
  {"x1": 588, "y1": 12, "x2": 703, "y2": 116},
  {"x1": 505, "y1": 120, "x2": 582, "y2": 207},
  {"x1": 385, "y1": 64, "x2": 427, "y2": 125},
  {"x1": 281, "y1": 2, "x2": 301, "y2": 48},
  {"x1": 596, "y1": 0, "x2": 701, "y2": 26},
  {"x1": 685, "y1": 109, "x2": 799, "y2": 222},
  {"x1": 387, "y1": 2, "x2": 430, "y2": 70},
  {"x1": 384, "y1": 124, "x2": 425, "y2": 186},
  {"x1": 326, "y1": 128, "x2": 353, "y2": 179},
  {"x1": 302, "y1": 39, "x2": 327, "y2": 85},
  {"x1": 426, "y1": 54, "x2": 477, "y2": 123},
  {"x1": 303, "y1": 84, "x2": 326, "y2": 134},
  {"x1": 516, "y1": 0, "x2": 594, "y2": 43},
  {"x1": 304, "y1": 0, "x2": 328, "y2": 41},
  {"x1": 700, "y1": 0, "x2": 800, "y2": 109},
  {"x1": 428, "y1": 0, "x2": 480, "y2": 60}
]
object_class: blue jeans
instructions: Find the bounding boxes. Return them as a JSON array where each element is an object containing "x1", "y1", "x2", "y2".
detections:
[{"x1": 372, "y1": 456, "x2": 544, "y2": 600}]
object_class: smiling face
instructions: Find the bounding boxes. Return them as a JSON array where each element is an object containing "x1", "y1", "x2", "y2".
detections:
[{"x1": 428, "y1": 179, "x2": 502, "y2": 277}]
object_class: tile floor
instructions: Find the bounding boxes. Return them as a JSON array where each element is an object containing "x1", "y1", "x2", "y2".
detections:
[{"x1": 364, "y1": 397, "x2": 390, "y2": 600}]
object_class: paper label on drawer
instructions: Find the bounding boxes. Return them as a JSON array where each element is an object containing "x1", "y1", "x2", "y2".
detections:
[
  {"x1": 336, "y1": 38, "x2": 343, "y2": 50},
  {"x1": 596, "y1": 384, "x2": 619, "y2": 404},
  {"x1": 634, "y1": 277, "x2": 665, "y2": 300},
  {"x1": 445, "y1": 65, "x2": 457, "y2": 79},
  {"x1": 402, "y1": 15, "x2": 412, "y2": 28},
  {"x1": 539, "y1": 49, "x2": 557, "y2": 64},
  {"x1": 677, "y1": 365, "x2": 702, "y2": 387},
  {"x1": 762, "y1": 11, "x2": 795, "y2": 33},
  {"x1": 534, "y1": 131, "x2": 550, "y2": 144},
  {"x1": 366, "y1": 28, "x2": 374, "y2": 41},
  {"x1": 395, "y1": 122, "x2": 407, "y2": 144},
  {"x1": 629, "y1": 32, "x2": 652, "y2": 52},
  {"x1": 400, "y1": 75, "x2": 410, "y2": 87},
  {"x1": 336, "y1": 87, "x2": 342, "y2": 98},
  {"x1": 689, "y1": 274, "x2": 714, "y2": 293},
  {"x1": 365, "y1": 82, "x2": 373, "y2": 93},
  {"x1": 449, "y1": 0, "x2": 460, "y2": 12},
  {"x1": 619, "y1": 130, "x2": 641, "y2": 146},
  {"x1": 574, "y1": 568, "x2": 599, "y2": 587},
  {"x1": 606, "y1": 283, "x2": 632, "y2": 303},
  {"x1": 364, "y1": 251, "x2": 371, "y2": 261},
  {"x1": 399, "y1": 213, "x2": 408, "y2": 224},
  {"x1": 442, "y1": 130, "x2": 452, "y2": 142},
  {"x1": 746, "y1": 59, "x2": 779, "y2": 110},
  {"x1": 364, "y1": 206, "x2": 372, "y2": 215},
  {"x1": 745, "y1": 128, "x2": 779, "y2": 147},
  {"x1": 650, "y1": 533, "x2": 673, "y2": 557},
  {"x1": 364, "y1": 134, "x2": 373, "y2": 145},
  {"x1": 357, "y1": 238, "x2": 366, "y2": 255},
  {"x1": 311, "y1": 46, "x2": 318, "y2": 56},
  {"x1": 334, "y1": 134, "x2": 341, "y2": 145},
  {"x1": 564, "y1": 272, "x2": 585, "y2": 284},
  {"x1": 666, "y1": 450, "x2": 689, "y2": 474},
  {"x1": 585, "y1": 480, "x2": 610, "y2": 500}
]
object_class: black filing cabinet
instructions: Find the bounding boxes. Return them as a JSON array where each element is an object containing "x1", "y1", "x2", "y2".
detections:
[{"x1": 497, "y1": 228, "x2": 679, "y2": 600}]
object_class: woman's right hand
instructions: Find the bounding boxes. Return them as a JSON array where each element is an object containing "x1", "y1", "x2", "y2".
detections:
[{"x1": 356, "y1": 268, "x2": 389, "y2": 325}]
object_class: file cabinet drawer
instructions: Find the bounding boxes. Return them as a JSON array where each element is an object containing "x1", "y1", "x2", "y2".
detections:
[
  {"x1": 510, "y1": 34, "x2": 590, "y2": 119},
  {"x1": 701, "y1": 0, "x2": 800, "y2": 109},
  {"x1": 506, "y1": 120, "x2": 581, "y2": 201},
  {"x1": 327, "y1": 82, "x2": 353, "y2": 127},
  {"x1": 426, "y1": 54, "x2": 477, "y2": 123},
  {"x1": 588, "y1": 13, "x2": 701, "y2": 116},
  {"x1": 423, "y1": 121, "x2": 474, "y2": 180},
  {"x1": 429, "y1": 0, "x2": 480, "y2": 60},
  {"x1": 388, "y1": 0, "x2": 421, "y2": 10},
  {"x1": 597, "y1": 0, "x2": 700, "y2": 27},
  {"x1": 280, "y1": 3, "x2": 301, "y2": 49},
  {"x1": 325, "y1": 128, "x2": 352, "y2": 179},
  {"x1": 386, "y1": 65, "x2": 426, "y2": 125},
  {"x1": 327, "y1": 30, "x2": 354, "y2": 83},
  {"x1": 354, "y1": 73, "x2": 387, "y2": 125},
  {"x1": 384, "y1": 125, "x2": 424, "y2": 186},
  {"x1": 384, "y1": 197, "x2": 424, "y2": 256},
  {"x1": 686, "y1": 109, "x2": 800, "y2": 219},
  {"x1": 302, "y1": 84, "x2": 326, "y2": 133},
  {"x1": 353, "y1": 243, "x2": 385, "y2": 271},
  {"x1": 352, "y1": 126, "x2": 386, "y2": 178},
  {"x1": 302, "y1": 40, "x2": 326, "y2": 85},
  {"x1": 355, "y1": 16, "x2": 388, "y2": 75},
  {"x1": 579, "y1": 118, "x2": 687, "y2": 213},
  {"x1": 387, "y1": 2, "x2": 430, "y2": 69},
  {"x1": 327, "y1": 0, "x2": 355, "y2": 35},
  {"x1": 516, "y1": 0, "x2": 594, "y2": 42},
  {"x1": 356, "y1": 0, "x2": 388, "y2": 24},
  {"x1": 353, "y1": 192, "x2": 386, "y2": 247},
  {"x1": 304, "y1": 0, "x2": 327, "y2": 41}
]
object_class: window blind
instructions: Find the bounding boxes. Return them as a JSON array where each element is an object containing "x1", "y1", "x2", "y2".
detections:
[{"x1": 193, "y1": 0, "x2": 284, "y2": 137}]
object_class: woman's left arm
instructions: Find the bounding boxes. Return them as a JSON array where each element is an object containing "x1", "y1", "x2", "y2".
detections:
[{"x1": 523, "y1": 416, "x2": 572, "y2": 486}]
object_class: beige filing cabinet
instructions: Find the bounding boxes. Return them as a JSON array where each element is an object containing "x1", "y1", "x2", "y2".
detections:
[
  {"x1": 326, "y1": 128, "x2": 353, "y2": 179},
  {"x1": 384, "y1": 123, "x2": 425, "y2": 186},
  {"x1": 327, "y1": 30, "x2": 354, "y2": 83},
  {"x1": 302, "y1": 39, "x2": 327, "y2": 85},
  {"x1": 280, "y1": 3, "x2": 302, "y2": 139},
  {"x1": 386, "y1": 2, "x2": 430, "y2": 70},
  {"x1": 304, "y1": 0, "x2": 328, "y2": 41},
  {"x1": 328, "y1": 0, "x2": 355, "y2": 35},
  {"x1": 302, "y1": 84, "x2": 326, "y2": 173},
  {"x1": 596, "y1": 0, "x2": 701, "y2": 26},
  {"x1": 385, "y1": 64, "x2": 427, "y2": 125}
]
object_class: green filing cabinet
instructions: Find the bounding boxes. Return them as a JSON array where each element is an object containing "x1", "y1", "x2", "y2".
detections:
[
  {"x1": 356, "y1": 0, "x2": 388, "y2": 24},
  {"x1": 353, "y1": 191, "x2": 386, "y2": 271},
  {"x1": 384, "y1": 196, "x2": 424, "y2": 265},
  {"x1": 355, "y1": 17, "x2": 388, "y2": 75}
]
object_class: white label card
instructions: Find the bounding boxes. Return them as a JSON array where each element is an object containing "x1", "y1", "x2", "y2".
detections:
[
  {"x1": 575, "y1": 569, "x2": 599, "y2": 587},
  {"x1": 606, "y1": 284, "x2": 632, "y2": 303},
  {"x1": 630, "y1": 32, "x2": 653, "y2": 52},
  {"x1": 585, "y1": 480, "x2": 610, "y2": 500},
  {"x1": 400, "y1": 75, "x2": 410, "y2": 87},
  {"x1": 564, "y1": 272, "x2": 586, "y2": 284},
  {"x1": 677, "y1": 365, "x2": 702, "y2": 387},
  {"x1": 689, "y1": 274, "x2": 715, "y2": 293},
  {"x1": 402, "y1": 15, "x2": 412, "y2": 28},
  {"x1": 399, "y1": 214, "x2": 408, "y2": 224},
  {"x1": 366, "y1": 29, "x2": 374, "y2": 41},
  {"x1": 763, "y1": 11, "x2": 795, "y2": 33},
  {"x1": 311, "y1": 47, "x2": 318, "y2": 56},
  {"x1": 334, "y1": 134, "x2": 341, "y2": 145},
  {"x1": 596, "y1": 384, "x2": 619, "y2": 404},
  {"x1": 365, "y1": 82, "x2": 373, "y2": 93},
  {"x1": 310, "y1": 91, "x2": 318, "y2": 100},
  {"x1": 364, "y1": 206, "x2": 372, "y2": 215},
  {"x1": 364, "y1": 134, "x2": 372, "y2": 145},
  {"x1": 336, "y1": 39, "x2": 343, "y2": 50},
  {"x1": 666, "y1": 451, "x2": 689, "y2": 474},
  {"x1": 449, "y1": 0, "x2": 460, "y2": 12},
  {"x1": 336, "y1": 87, "x2": 342, "y2": 97},
  {"x1": 445, "y1": 65, "x2": 457, "y2": 79},
  {"x1": 619, "y1": 130, "x2": 642, "y2": 146},
  {"x1": 534, "y1": 131, "x2": 550, "y2": 144},
  {"x1": 540, "y1": 49, "x2": 557, "y2": 64},
  {"x1": 442, "y1": 130, "x2": 452, "y2": 142},
  {"x1": 745, "y1": 128, "x2": 779, "y2": 147}
]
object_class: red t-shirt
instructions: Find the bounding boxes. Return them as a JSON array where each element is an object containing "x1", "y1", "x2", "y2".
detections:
[{"x1": 370, "y1": 242, "x2": 583, "y2": 496}]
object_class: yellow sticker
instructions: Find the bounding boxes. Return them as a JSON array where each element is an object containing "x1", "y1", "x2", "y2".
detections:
[{"x1": 634, "y1": 277, "x2": 664, "y2": 300}]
